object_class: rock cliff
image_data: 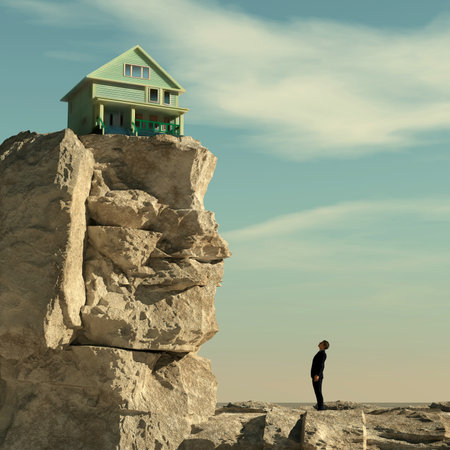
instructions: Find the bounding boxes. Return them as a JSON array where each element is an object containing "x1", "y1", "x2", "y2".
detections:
[{"x1": 0, "y1": 130, "x2": 230, "y2": 449}]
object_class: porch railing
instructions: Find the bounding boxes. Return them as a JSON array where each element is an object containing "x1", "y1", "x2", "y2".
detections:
[
  {"x1": 96, "y1": 117, "x2": 105, "y2": 131},
  {"x1": 132, "y1": 119, "x2": 181, "y2": 137}
]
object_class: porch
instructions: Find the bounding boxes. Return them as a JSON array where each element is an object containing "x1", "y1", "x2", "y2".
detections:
[
  {"x1": 96, "y1": 117, "x2": 181, "y2": 137},
  {"x1": 94, "y1": 101, "x2": 185, "y2": 137},
  {"x1": 132, "y1": 118, "x2": 181, "y2": 136}
]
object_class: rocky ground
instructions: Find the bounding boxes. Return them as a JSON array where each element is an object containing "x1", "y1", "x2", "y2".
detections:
[{"x1": 179, "y1": 400, "x2": 450, "y2": 449}]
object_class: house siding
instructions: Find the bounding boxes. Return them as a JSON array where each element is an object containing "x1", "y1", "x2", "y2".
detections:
[
  {"x1": 68, "y1": 83, "x2": 93, "y2": 135},
  {"x1": 91, "y1": 48, "x2": 179, "y2": 90},
  {"x1": 95, "y1": 83, "x2": 145, "y2": 103}
]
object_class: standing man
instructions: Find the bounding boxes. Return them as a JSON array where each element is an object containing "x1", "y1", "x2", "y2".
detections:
[{"x1": 311, "y1": 340, "x2": 329, "y2": 411}]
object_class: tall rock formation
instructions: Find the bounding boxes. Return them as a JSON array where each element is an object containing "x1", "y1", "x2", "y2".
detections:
[{"x1": 0, "y1": 130, "x2": 230, "y2": 449}]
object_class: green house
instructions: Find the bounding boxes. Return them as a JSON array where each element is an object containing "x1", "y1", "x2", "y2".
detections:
[{"x1": 61, "y1": 45, "x2": 188, "y2": 137}]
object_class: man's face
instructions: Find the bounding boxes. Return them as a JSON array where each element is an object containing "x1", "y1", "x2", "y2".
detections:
[{"x1": 318, "y1": 341, "x2": 325, "y2": 350}]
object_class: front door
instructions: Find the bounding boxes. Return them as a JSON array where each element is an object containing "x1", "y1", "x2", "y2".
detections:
[
  {"x1": 107, "y1": 112, "x2": 123, "y2": 128},
  {"x1": 105, "y1": 111, "x2": 126, "y2": 134}
]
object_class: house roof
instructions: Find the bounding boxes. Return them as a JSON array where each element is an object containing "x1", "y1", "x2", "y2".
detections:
[{"x1": 61, "y1": 45, "x2": 185, "y2": 102}]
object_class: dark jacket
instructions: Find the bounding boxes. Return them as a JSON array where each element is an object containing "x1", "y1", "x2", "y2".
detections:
[{"x1": 311, "y1": 350, "x2": 326, "y2": 378}]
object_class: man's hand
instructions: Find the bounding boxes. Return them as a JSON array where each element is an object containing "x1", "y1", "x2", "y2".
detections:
[{"x1": 313, "y1": 375, "x2": 319, "y2": 382}]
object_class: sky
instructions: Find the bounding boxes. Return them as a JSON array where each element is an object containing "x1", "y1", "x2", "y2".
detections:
[{"x1": 1, "y1": 0, "x2": 450, "y2": 403}]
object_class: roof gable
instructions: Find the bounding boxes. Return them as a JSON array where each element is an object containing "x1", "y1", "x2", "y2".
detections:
[{"x1": 87, "y1": 45, "x2": 184, "y2": 91}]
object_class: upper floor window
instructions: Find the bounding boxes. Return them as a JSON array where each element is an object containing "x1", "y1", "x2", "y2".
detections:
[
  {"x1": 149, "y1": 88, "x2": 159, "y2": 103},
  {"x1": 124, "y1": 64, "x2": 150, "y2": 79},
  {"x1": 163, "y1": 91, "x2": 171, "y2": 105}
]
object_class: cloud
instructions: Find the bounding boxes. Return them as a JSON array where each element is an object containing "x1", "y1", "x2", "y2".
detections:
[
  {"x1": 6, "y1": 0, "x2": 450, "y2": 159},
  {"x1": 2, "y1": 0, "x2": 72, "y2": 23},
  {"x1": 222, "y1": 198, "x2": 450, "y2": 277},
  {"x1": 224, "y1": 199, "x2": 450, "y2": 241},
  {"x1": 96, "y1": 0, "x2": 450, "y2": 159},
  {"x1": 1, "y1": 0, "x2": 108, "y2": 26}
]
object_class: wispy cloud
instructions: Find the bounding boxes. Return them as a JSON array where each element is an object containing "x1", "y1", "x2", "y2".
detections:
[
  {"x1": 99, "y1": 0, "x2": 450, "y2": 159},
  {"x1": 2, "y1": 0, "x2": 73, "y2": 23},
  {"x1": 222, "y1": 198, "x2": 450, "y2": 278},
  {"x1": 6, "y1": 0, "x2": 450, "y2": 159},
  {"x1": 1, "y1": 0, "x2": 108, "y2": 27},
  {"x1": 224, "y1": 199, "x2": 450, "y2": 241}
]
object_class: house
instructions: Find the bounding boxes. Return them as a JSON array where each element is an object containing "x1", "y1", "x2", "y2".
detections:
[{"x1": 61, "y1": 45, "x2": 188, "y2": 137}]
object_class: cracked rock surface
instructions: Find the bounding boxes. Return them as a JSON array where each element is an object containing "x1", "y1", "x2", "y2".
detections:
[
  {"x1": 0, "y1": 131, "x2": 230, "y2": 449},
  {"x1": 178, "y1": 401, "x2": 450, "y2": 449}
]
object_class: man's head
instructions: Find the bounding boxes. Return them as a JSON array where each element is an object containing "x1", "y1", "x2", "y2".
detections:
[{"x1": 318, "y1": 340, "x2": 329, "y2": 350}]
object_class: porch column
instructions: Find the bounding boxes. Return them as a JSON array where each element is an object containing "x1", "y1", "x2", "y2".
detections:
[
  {"x1": 179, "y1": 115, "x2": 184, "y2": 136},
  {"x1": 131, "y1": 108, "x2": 136, "y2": 135},
  {"x1": 99, "y1": 103, "x2": 105, "y2": 134}
]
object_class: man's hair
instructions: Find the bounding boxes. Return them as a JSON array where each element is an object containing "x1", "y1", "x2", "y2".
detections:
[{"x1": 321, "y1": 340, "x2": 330, "y2": 349}]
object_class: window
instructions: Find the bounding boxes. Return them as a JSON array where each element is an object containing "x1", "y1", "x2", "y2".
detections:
[
  {"x1": 149, "y1": 88, "x2": 159, "y2": 103},
  {"x1": 163, "y1": 91, "x2": 171, "y2": 105},
  {"x1": 124, "y1": 64, "x2": 150, "y2": 79},
  {"x1": 132, "y1": 66, "x2": 141, "y2": 77}
]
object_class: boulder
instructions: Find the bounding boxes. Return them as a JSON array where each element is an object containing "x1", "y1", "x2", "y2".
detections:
[
  {"x1": 303, "y1": 409, "x2": 364, "y2": 449},
  {"x1": 365, "y1": 407, "x2": 450, "y2": 448},
  {"x1": 87, "y1": 189, "x2": 231, "y2": 260},
  {"x1": 87, "y1": 189, "x2": 163, "y2": 229},
  {"x1": 430, "y1": 401, "x2": 450, "y2": 412},
  {"x1": 303, "y1": 403, "x2": 450, "y2": 449},
  {"x1": 179, "y1": 402, "x2": 306, "y2": 449},
  {"x1": 0, "y1": 129, "x2": 94, "y2": 357},
  {"x1": 87, "y1": 225, "x2": 162, "y2": 273},
  {"x1": 157, "y1": 233, "x2": 231, "y2": 261},
  {"x1": 0, "y1": 347, "x2": 216, "y2": 449},
  {"x1": 80, "y1": 134, "x2": 217, "y2": 210},
  {"x1": 132, "y1": 258, "x2": 224, "y2": 290},
  {"x1": 79, "y1": 233, "x2": 223, "y2": 350},
  {"x1": 79, "y1": 251, "x2": 219, "y2": 351}
]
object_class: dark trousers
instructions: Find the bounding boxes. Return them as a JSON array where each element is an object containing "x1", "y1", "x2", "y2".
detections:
[{"x1": 312, "y1": 377, "x2": 324, "y2": 410}]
